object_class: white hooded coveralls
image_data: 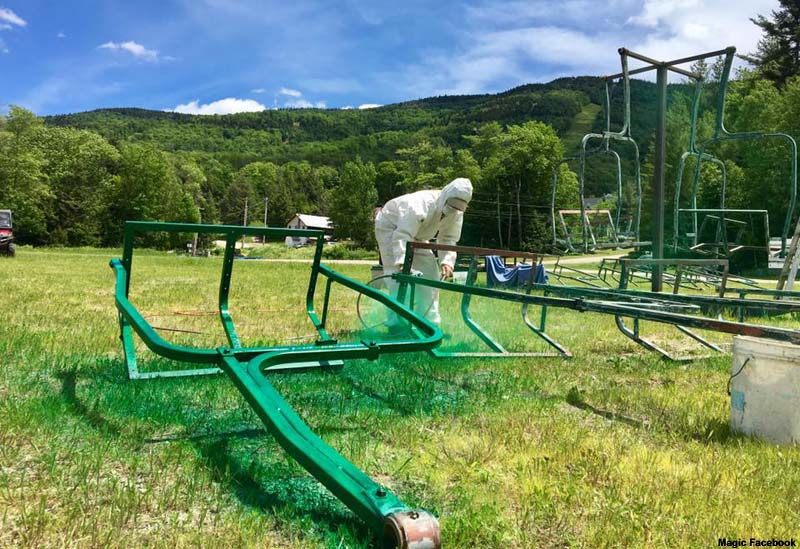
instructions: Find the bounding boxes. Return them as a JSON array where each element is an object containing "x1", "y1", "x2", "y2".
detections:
[{"x1": 374, "y1": 178, "x2": 473, "y2": 325}]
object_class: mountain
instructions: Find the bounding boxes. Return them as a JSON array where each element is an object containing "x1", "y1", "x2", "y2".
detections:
[{"x1": 44, "y1": 77, "x2": 665, "y2": 170}]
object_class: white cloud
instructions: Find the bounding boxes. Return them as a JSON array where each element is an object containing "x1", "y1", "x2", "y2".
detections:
[
  {"x1": 624, "y1": 0, "x2": 776, "y2": 67},
  {"x1": 0, "y1": 23, "x2": 11, "y2": 31},
  {"x1": 99, "y1": 41, "x2": 160, "y2": 62},
  {"x1": 251, "y1": 87, "x2": 267, "y2": 94},
  {"x1": 57, "y1": 31, "x2": 66, "y2": 39},
  {"x1": 395, "y1": 0, "x2": 777, "y2": 97},
  {"x1": 273, "y1": 87, "x2": 326, "y2": 108},
  {"x1": 284, "y1": 98, "x2": 326, "y2": 108},
  {"x1": 0, "y1": 7, "x2": 26, "y2": 27},
  {"x1": 357, "y1": 103, "x2": 381, "y2": 109},
  {"x1": 172, "y1": 97, "x2": 267, "y2": 115},
  {"x1": 279, "y1": 87, "x2": 302, "y2": 97},
  {"x1": 626, "y1": 0, "x2": 699, "y2": 28},
  {"x1": 398, "y1": 26, "x2": 619, "y2": 96}
]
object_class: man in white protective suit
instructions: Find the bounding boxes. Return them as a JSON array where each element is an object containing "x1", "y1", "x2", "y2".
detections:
[{"x1": 374, "y1": 177, "x2": 473, "y2": 326}]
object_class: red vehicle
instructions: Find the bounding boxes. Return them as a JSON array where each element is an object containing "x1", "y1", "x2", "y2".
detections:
[{"x1": 0, "y1": 210, "x2": 15, "y2": 257}]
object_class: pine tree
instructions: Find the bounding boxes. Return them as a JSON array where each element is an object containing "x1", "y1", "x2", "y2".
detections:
[{"x1": 742, "y1": 0, "x2": 800, "y2": 86}]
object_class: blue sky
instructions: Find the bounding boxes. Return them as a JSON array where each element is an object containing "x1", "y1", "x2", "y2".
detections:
[{"x1": 0, "y1": 0, "x2": 779, "y2": 115}]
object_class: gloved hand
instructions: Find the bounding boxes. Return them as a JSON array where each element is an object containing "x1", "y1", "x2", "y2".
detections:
[
  {"x1": 441, "y1": 264, "x2": 454, "y2": 280},
  {"x1": 409, "y1": 269, "x2": 424, "y2": 277}
]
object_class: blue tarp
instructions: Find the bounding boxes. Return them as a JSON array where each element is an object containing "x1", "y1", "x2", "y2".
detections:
[{"x1": 485, "y1": 256, "x2": 547, "y2": 287}]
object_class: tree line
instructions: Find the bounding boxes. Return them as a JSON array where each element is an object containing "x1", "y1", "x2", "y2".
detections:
[{"x1": 0, "y1": 102, "x2": 579, "y2": 251}]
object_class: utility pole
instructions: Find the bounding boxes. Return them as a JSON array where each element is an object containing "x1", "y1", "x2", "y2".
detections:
[
  {"x1": 264, "y1": 197, "x2": 269, "y2": 226},
  {"x1": 242, "y1": 197, "x2": 249, "y2": 251},
  {"x1": 192, "y1": 207, "x2": 203, "y2": 256}
]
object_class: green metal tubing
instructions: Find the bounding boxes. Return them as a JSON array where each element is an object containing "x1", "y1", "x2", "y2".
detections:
[
  {"x1": 219, "y1": 234, "x2": 241, "y2": 348},
  {"x1": 521, "y1": 283, "x2": 572, "y2": 357},
  {"x1": 613, "y1": 47, "x2": 738, "y2": 287},
  {"x1": 113, "y1": 263, "x2": 442, "y2": 368},
  {"x1": 613, "y1": 315, "x2": 720, "y2": 361},
  {"x1": 673, "y1": 151, "x2": 728, "y2": 250},
  {"x1": 393, "y1": 274, "x2": 800, "y2": 347},
  {"x1": 114, "y1": 258, "x2": 351, "y2": 373},
  {"x1": 580, "y1": 135, "x2": 642, "y2": 251},
  {"x1": 724, "y1": 287, "x2": 800, "y2": 300},
  {"x1": 551, "y1": 65, "x2": 643, "y2": 253},
  {"x1": 318, "y1": 263, "x2": 442, "y2": 351},
  {"x1": 701, "y1": 48, "x2": 798, "y2": 256},
  {"x1": 320, "y1": 277, "x2": 334, "y2": 331},
  {"x1": 553, "y1": 145, "x2": 640, "y2": 253},
  {"x1": 123, "y1": 220, "x2": 323, "y2": 237},
  {"x1": 671, "y1": 75, "x2": 730, "y2": 250},
  {"x1": 114, "y1": 221, "x2": 442, "y2": 372},
  {"x1": 652, "y1": 63, "x2": 668, "y2": 291},
  {"x1": 589, "y1": 298, "x2": 800, "y2": 345},
  {"x1": 395, "y1": 274, "x2": 584, "y2": 310},
  {"x1": 712, "y1": 49, "x2": 738, "y2": 137},
  {"x1": 112, "y1": 222, "x2": 446, "y2": 544},
  {"x1": 111, "y1": 258, "x2": 220, "y2": 365},
  {"x1": 395, "y1": 244, "x2": 416, "y2": 307},
  {"x1": 399, "y1": 246, "x2": 569, "y2": 358},
  {"x1": 533, "y1": 282, "x2": 800, "y2": 317},
  {"x1": 695, "y1": 133, "x2": 797, "y2": 255},
  {"x1": 219, "y1": 347, "x2": 409, "y2": 536},
  {"x1": 577, "y1": 145, "x2": 620, "y2": 251},
  {"x1": 305, "y1": 236, "x2": 335, "y2": 342},
  {"x1": 459, "y1": 256, "x2": 506, "y2": 353}
]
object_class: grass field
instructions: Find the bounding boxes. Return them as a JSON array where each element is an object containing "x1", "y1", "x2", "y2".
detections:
[{"x1": 2, "y1": 247, "x2": 800, "y2": 548}]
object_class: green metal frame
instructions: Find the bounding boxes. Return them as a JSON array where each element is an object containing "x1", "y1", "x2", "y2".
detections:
[
  {"x1": 534, "y1": 274, "x2": 800, "y2": 360},
  {"x1": 551, "y1": 77, "x2": 643, "y2": 254},
  {"x1": 606, "y1": 46, "x2": 734, "y2": 290},
  {"x1": 672, "y1": 48, "x2": 797, "y2": 265},
  {"x1": 617, "y1": 258, "x2": 729, "y2": 296},
  {"x1": 111, "y1": 221, "x2": 444, "y2": 548},
  {"x1": 398, "y1": 242, "x2": 571, "y2": 358},
  {"x1": 388, "y1": 240, "x2": 800, "y2": 361},
  {"x1": 605, "y1": 258, "x2": 727, "y2": 360},
  {"x1": 550, "y1": 256, "x2": 611, "y2": 288},
  {"x1": 395, "y1": 272, "x2": 800, "y2": 351}
]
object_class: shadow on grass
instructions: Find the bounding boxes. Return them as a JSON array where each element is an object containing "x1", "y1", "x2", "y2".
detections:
[
  {"x1": 566, "y1": 386, "x2": 744, "y2": 445},
  {"x1": 337, "y1": 373, "x2": 418, "y2": 417},
  {"x1": 683, "y1": 417, "x2": 741, "y2": 445},
  {"x1": 145, "y1": 427, "x2": 266, "y2": 444},
  {"x1": 58, "y1": 369, "x2": 122, "y2": 437},
  {"x1": 195, "y1": 437, "x2": 370, "y2": 543},
  {"x1": 55, "y1": 364, "x2": 406, "y2": 547},
  {"x1": 566, "y1": 386, "x2": 644, "y2": 428}
]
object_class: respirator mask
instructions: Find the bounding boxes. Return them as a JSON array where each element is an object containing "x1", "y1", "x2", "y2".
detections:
[{"x1": 442, "y1": 197, "x2": 469, "y2": 218}]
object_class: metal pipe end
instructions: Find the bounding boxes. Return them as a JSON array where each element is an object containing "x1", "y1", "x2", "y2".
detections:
[{"x1": 382, "y1": 510, "x2": 441, "y2": 549}]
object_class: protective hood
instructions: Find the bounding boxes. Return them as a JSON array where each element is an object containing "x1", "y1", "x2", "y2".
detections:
[
  {"x1": 374, "y1": 177, "x2": 472, "y2": 268},
  {"x1": 436, "y1": 178, "x2": 473, "y2": 212}
]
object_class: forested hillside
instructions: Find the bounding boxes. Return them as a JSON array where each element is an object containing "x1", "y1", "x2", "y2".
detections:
[
  {"x1": 0, "y1": 76, "x2": 660, "y2": 249},
  {"x1": 4, "y1": 62, "x2": 800, "y2": 252},
  {"x1": 45, "y1": 79, "x2": 626, "y2": 165}
]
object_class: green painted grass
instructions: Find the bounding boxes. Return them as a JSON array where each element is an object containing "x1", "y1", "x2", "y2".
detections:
[{"x1": 1, "y1": 248, "x2": 799, "y2": 547}]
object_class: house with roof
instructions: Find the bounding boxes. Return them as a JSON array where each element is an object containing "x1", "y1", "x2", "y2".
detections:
[{"x1": 285, "y1": 213, "x2": 334, "y2": 246}]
